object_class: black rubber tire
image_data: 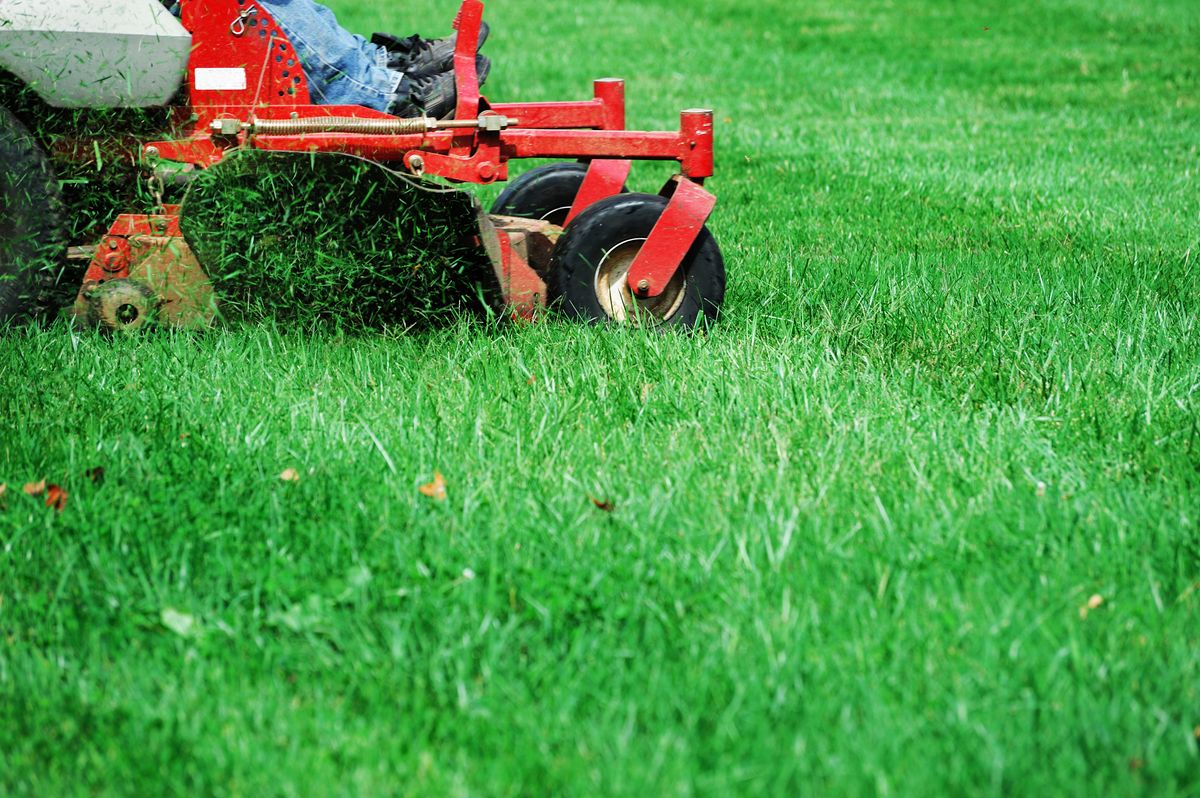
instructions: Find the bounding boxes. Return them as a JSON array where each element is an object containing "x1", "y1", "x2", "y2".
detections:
[
  {"x1": 549, "y1": 192, "x2": 725, "y2": 328},
  {"x1": 0, "y1": 105, "x2": 66, "y2": 326},
  {"x1": 491, "y1": 162, "x2": 624, "y2": 228}
]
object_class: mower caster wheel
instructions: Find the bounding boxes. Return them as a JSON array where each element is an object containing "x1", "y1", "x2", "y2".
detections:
[
  {"x1": 0, "y1": 105, "x2": 67, "y2": 326},
  {"x1": 550, "y1": 193, "x2": 725, "y2": 328},
  {"x1": 491, "y1": 162, "x2": 624, "y2": 227},
  {"x1": 84, "y1": 280, "x2": 159, "y2": 333}
]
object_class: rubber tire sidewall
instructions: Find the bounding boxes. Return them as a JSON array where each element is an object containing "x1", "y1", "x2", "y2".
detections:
[
  {"x1": 0, "y1": 105, "x2": 66, "y2": 325},
  {"x1": 550, "y1": 192, "x2": 725, "y2": 328},
  {"x1": 490, "y1": 162, "x2": 591, "y2": 227}
]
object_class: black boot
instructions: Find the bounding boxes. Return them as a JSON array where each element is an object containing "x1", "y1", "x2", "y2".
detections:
[
  {"x1": 391, "y1": 56, "x2": 492, "y2": 120},
  {"x1": 372, "y1": 23, "x2": 490, "y2": 79}
]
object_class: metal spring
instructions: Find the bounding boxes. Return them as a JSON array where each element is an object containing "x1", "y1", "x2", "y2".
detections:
[{"x1": 251, "y1": 117, "x2": 433, "y2": 136}]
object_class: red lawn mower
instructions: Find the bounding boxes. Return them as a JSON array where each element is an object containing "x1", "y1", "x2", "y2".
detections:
[{"x1": 0, "y1": 0, "x2": 724, "y2": 329}]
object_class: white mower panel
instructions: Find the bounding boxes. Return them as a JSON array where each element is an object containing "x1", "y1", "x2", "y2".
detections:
[{"x1": 0, "y1": 0, "x2": 191, "y2": 108}]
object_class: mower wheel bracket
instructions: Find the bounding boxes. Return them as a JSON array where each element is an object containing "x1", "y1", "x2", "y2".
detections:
[{"x1": 625, "y1": 176, "x2": 717, "y2": 298}]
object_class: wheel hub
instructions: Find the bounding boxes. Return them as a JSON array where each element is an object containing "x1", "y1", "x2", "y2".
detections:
[
  {"x1": 84, "y1": 279, "x2": 158, "y2": 332},
  {"x1": 593, "y1": 238, "x2": 687, "y2": 323}
]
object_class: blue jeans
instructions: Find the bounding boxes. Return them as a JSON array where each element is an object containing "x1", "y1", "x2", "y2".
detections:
[{"x1": 258, "y1": 0, "x2": 403, "y2": 111}]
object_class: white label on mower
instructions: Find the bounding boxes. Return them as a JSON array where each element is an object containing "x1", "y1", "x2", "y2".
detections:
[{"x1": 194, "y1": 68, "x2": 248, "y2": 91}]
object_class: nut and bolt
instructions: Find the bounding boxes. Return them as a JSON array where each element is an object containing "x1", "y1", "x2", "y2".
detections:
[{"x1": 636, "y1": 279, "x2": 651, "y2": 295}]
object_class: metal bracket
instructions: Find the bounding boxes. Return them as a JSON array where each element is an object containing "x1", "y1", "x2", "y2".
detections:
[
  {"x1": 564, "y1": 159, "x2": 631, "y2": 227},
  {"x1": 406, "y1": 144, "x2": 507, "y2": 183},
  {"x1": 625, "y1": 176, "x2": 717, "y2": 298}
]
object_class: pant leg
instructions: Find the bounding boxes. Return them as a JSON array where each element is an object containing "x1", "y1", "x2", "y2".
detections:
[{"x1": 258, "y1": 0, "x2": 402, "y2": 111}]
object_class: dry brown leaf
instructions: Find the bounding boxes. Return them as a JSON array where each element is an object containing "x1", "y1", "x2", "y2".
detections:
[
  {"x1": 1128, "y1": 757, "x2": 1144, "y2": 771},
  {"x1": 418, "y1": 471, "x2": 447, "y2": 501},
  {"x1": 1078, "y1": 593, "x2": 1104, "y2": 619},
  {"x1": 590, "y1": 496, "x2": 615, "y2": 512},
  {"x1": 45, "y1": 484, "x2": 67, "y2": 512},
  {"x1": 279, "y1": 468, "x2": 301, "y2": 483},
  {"x1": 0, "y1": 482, "x2": 7, "y2": 509},
  {"x1": 23, "y1": 480, "x2": 46, "y2": 497},
  {"x1": 85, "y1": 466, "x2": 106, "y2": 485}
]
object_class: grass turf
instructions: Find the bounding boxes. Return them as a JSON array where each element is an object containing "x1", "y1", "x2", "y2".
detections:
[
  {"x1": 1, "y1": 0, "x2": 1198, "y2": 794},
  {"x1": 181, "y1": 151, "x2": 492, "y2": 327}
]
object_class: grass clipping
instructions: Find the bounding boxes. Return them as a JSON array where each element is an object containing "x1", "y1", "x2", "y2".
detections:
[{"x1": 180, "y1": 151, "x2": 493, "y2": 328}]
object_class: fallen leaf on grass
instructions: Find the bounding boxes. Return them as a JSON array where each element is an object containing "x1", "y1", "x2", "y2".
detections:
[
  {"x1": 279, "y1": 468, "x2": 301, "y2": 483},
  {"x1": 590, "y1": 496, "x2": 615, "y2": 512},
  {"x1": 23, "y1": 480, "x2": 45, "y2": 497},
  {"x1": 161, "y1": 607, "x2": 196, "y2": 638},
  {"x1": 418, "y1": 471, "x2": 447, "y2": 501},
  {"x1": 0, "y1": 483, "x2": 6, "y2": 510},
  {"x1": 1129, "y1": 757, "x2": 1144, "y2": 771},
  {"x1": 45, "y1": 485, "x2": 68, "y2": 512},
  {"x1": 85, "y1": 466, "x2": 105, "y2": 485},
  {"x1": 1078, "y1": 593, "x2": 1104, "y2": 619}
]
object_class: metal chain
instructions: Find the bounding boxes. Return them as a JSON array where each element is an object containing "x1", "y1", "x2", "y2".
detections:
[{"x1": 146, "y1": 170, "x2": 167, "y2": 214}]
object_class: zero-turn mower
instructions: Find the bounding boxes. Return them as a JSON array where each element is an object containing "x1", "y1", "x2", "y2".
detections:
[{"x1": 0, "y1": 0, "x2": 724, "y2": 329}]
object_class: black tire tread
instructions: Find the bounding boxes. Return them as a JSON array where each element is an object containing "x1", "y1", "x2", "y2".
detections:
[
  {"x1": 491, "y1": 162, "x2": 606, "y2": 227},
  {"x1": 549, "y1": 192, "x2": 725, "y2": 328}
]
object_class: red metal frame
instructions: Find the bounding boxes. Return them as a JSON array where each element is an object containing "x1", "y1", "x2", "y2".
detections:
[
  {"x1": 126, "y1": 0, "x2": 718, "y2": 315},
  {"x1": 626, "y1": 176, "x2": 718, "y2": 298},
  {"x1": 565, "y1": 159, "x2": 632, "y2": 227}
]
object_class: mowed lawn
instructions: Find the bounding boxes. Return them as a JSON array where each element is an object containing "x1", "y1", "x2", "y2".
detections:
[{"x1": 2, "y1": 0, "x2": 1198, "y2": 794}]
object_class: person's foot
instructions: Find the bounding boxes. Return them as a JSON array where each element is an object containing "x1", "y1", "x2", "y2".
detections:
[
  {"x1": 391, "y1": 55, "x2": 492, "y2": 120},
  {"x1": 375, "y1": 23, "x2": 490, "y2": 79}
]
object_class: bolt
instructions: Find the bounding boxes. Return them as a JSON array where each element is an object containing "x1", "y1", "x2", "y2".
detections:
[
  {"x1": 636, "y1": 279, "x2": 650, "y2": 295},
  {"x1": 477, "y1": 161, "x2": 496, "y2": 181},
  {"x1": 108, "y1": 240, "x2": 119, "y2": 250},
  {"x1": 408, "y1": 155, "x2": 425, "y2": 175}
]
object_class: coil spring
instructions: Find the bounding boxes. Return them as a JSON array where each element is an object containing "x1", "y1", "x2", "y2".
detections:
[{"x1": 251, "y1": 117, "x2": 432, "y2": 136}]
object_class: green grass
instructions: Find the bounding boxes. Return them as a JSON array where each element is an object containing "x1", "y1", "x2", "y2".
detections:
[{"x1": 2, "y1": 0, "x2": 1199, "y2": 794}]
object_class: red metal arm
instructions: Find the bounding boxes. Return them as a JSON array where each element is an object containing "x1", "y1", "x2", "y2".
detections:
[{"x1": 625, "y1": 177, "x2": 717, "y2": 298}]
